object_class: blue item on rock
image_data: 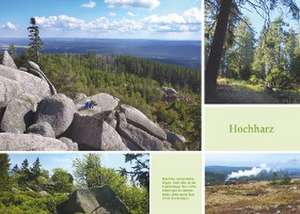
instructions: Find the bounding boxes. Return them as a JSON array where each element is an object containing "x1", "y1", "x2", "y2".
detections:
[{"x1": 84, "y1": 101, "x2": 94, "y2": 109}]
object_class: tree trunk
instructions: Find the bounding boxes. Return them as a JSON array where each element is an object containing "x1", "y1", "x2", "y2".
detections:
[{"x1": 205, "y1": 0, "x2": 233, "y2": 102}]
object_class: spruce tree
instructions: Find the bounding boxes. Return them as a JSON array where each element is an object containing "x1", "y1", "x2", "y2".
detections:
[
  {"x1": 20, "y1": 158, "x2": 30, "y2": 183},
  {"x1": 27, "y1": 17, "x2": 42, "y2": 62},
  {"x1": 11, "y1": 164, "x2": 20, "y2": 174},
  {"x1": 226, "y1": 19, "x2": 255, "y2": 80},
  {"x1": 31, "y1": 158, "x2": 41, "y2": 179}
]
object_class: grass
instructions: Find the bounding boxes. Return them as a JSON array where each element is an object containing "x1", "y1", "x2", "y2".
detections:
[
  {"x1": 218, "y1": 78, "x2": 263, "y2": 92},
  {"x1": 207, "y1": 77, "x2": 300, "y2": 104},
  {"x1": 206, "y1": 179, "x2": 300, "y2": 214}
]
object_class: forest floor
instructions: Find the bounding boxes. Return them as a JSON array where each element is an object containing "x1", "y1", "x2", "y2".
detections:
[
  {"x1": 207, "y1": 78, "x2": 300, "y2": 104},
  {"x1": 206, "y1": 179, "x2": 300, "y2": 214}
]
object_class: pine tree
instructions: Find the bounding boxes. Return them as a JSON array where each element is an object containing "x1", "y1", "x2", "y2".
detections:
[
  {"x1": 21, "y1": 159, "x2": 29, "y2": 171},
  {"x1": 120, "y1": 154, "x2": 149, "y2": 191},
  {"x1": 20, "y1": 158, "x2": 30, "y2": 183},
  {"x1": 226, "y1": 19, "x2": 255, "y2": 80},
  {"x1": 252, "y1": 18, "x2": 287, "y2": 79},
  {"x1": 11, "y1": 164, "x2": 20, "y2": 174},
  {"x1": 31, "y1": 158, "x2": 41, "y2": 179},
  {"x1": 27, "y1": 17, "x2": 42, "y2": 62},
  {"x1": 0, "y1": 154, "x2": 10, "y2": 191},
  {"x1": 285, "y1": 29, "x2": 298, "y2": 72}
]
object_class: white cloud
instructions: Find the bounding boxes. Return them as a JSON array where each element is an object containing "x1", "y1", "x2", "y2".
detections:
[
  {"x1": 1, "y1": 22, "x2": 17, "y2": 30},
  {"x1": 183, "y1": 7, "x2": 201, "y2": 24},
  {"x1": 104, "y1": 0, "x2": 160, "y2": 9},
  {"x1": 34, "y1": 8, "x2": 201, "y2": 34},
  {"x1": 35, "y1": 15, "x2": 142, "y2": 33},
  {"x1": 143, "y1": 7, "x2": 201, "y2": 32},
  {"x1": 144, "y1": 7, "x2": 201, "y2": 25},
  {"x1": 81, "y1": 1, "x2": 96, "y2": 8},
  {"x1": 144, "y1": 14, "x2": 186, "y2": 25},
  {"x1": 35, "y1": 15, "x2": 85, "y2": 29},
  {"x1": 128, "y1": 11, "x2": 135, "y2": 16}
]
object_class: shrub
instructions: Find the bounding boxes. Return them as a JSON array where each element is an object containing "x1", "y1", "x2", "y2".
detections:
[{"x1": 265, "y1": 68, "x2": 292, "y2": 90}]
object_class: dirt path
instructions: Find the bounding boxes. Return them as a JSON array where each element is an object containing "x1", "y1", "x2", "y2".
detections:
[{"x1": 211, "y1": 84, "x2": 280, "y2": 104}]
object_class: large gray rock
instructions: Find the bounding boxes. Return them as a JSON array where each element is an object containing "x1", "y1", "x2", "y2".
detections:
[
  {"x1": 59, "y1": 137, "x2": 78, "y2": 151},
  {"x1": 162, "y1": 87, "x2": 177, "y2": 102},
  {"x1": 162, "y1": 87, "x2": 177, "y2": 95},
  {"x1": 57, "y1": 185, "x2": 129, "y2": 214},
  {"x1": 0, "y1": 76, "x2": 24, "y2": 108},
  {"x1": 2, "y1": 51, "x2": 17, "y2": 69},
  {"x1": 117, "y1": 112, "x2": 171, "y2": 151},
  {"x1": 102, "y1": 122, "x2": 128, "y2": 151},
  {"x1": 27, "y1": 122, "x2": 55, "y2": 138},
  {"x1": 27, "y1": 61, "x2": 57, "y2": 95},
  {"x1": 64, "y1": 112, "x2": 127, "y2": 151},
  {"x1": 105, "y1": 111, "x2": 117, "y2": 129},
  {"x1": 120, "y1": 105, "x2": 167, "y2": 140},
  {"x1": 78, "y1": 93, "x2": 120, "y2": 112},
  {"x1": 1, "y1": 94, "x2": 41, "y2": 133},
  {"x1": 0, "y1": 65, "x2": 51, "y2": 99},
  {"x1": 36, "y1": 94, "x2": 76, "y2": 137},
  {"x1": 0, "y1": 133, "x2": 70, "y2": 151}
]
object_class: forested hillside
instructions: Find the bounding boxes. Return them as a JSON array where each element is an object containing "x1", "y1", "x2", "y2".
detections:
[{"x1": 11, "y1": 52, "x2": 201, "y2": 149}]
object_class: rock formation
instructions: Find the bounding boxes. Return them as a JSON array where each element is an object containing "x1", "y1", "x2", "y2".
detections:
[
  {"x1": 0, "y1": 51, "x2": 186, "y2": 151},
  {"x1": 27, "y1": 122, "x2": 56, "y2": 138},
  {"x1": 0, "y1": 133, "x2": 74, "y2": 151},
  {"x1": 57, "y1": 185, "x2": 129, "y2": 214},
  {"x1": 26, "y1": 61, "x2": 57, "y2": 95},
  {"x1": 2, "y1": 50, "x2": 17, "y2": 69},
  {"x1": 162, "y1": 86, "x2": 177, "y2": 102},
  {"x1": 35, "y1": 93, "x2": 76, "y2": 136}
]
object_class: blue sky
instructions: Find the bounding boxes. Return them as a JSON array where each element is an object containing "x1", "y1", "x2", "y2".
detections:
[
  {"x1": 206, "y1": 153, "x2": 300, "y2": 169},
  {"x1": 8, "y1": 153, "x2": 149, "y2": 176},
  {"x1": 0, "y1": 0, "x2": 201, "y2": 40},
  {"x1": 242, "y1": 0, "x2": 300, "y2": 38}
]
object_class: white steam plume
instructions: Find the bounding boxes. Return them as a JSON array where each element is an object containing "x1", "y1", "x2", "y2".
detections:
[{"x1": 226, "y1": 164, "x2": 271, "y2": 181}]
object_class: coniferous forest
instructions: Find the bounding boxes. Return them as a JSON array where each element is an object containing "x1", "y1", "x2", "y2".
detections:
[
  {"x1": 0, "y1": 48, "x2": 201, "y2": 150},
  {"x1": 205, "y1": 0, "x2": 300, "y2": 104}
]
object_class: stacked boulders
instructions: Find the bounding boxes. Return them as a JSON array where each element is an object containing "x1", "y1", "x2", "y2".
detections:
[
  {"x1": 162, "y1": 87, "x2": 177, "y2": 102},
  {"x1": 0, "y1": 51, "x2": 186, "y2": 151},
  {"x1": 57, "y1": 185, "x2": 129, "y2": 214}
]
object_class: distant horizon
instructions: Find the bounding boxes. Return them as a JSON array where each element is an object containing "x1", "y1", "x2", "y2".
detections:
[
  {"x1": 0, "y1": 37, "x2": 201, "y2": 42},
  {"x1": 206, "y1": 154, "x2": 300, "y2": 169},
  {"x1": 0, "y1": 37, "x2": 201, "y2": 68},
  {"x1": 206, "y1": 165, "x2": 300, "y2": 169}
]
